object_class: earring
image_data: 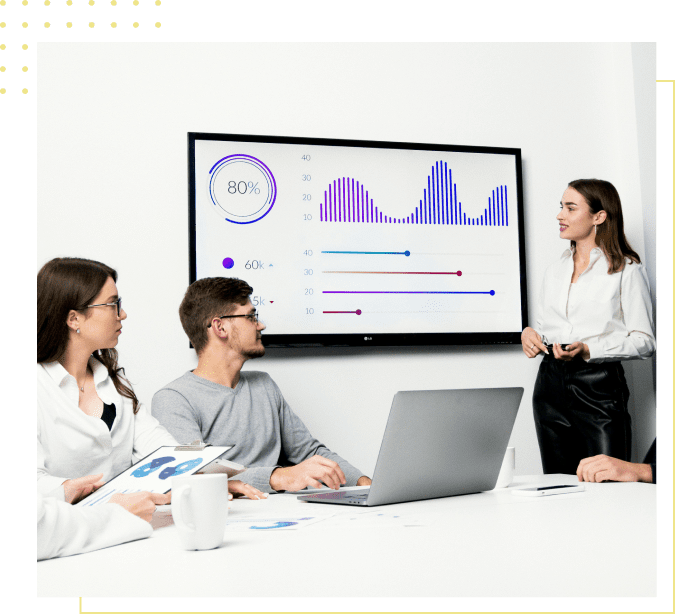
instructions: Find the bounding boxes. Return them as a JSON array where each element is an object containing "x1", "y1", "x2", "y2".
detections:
[
  {"x1": 594, "y1": 225, "x2": 597, "y2": 235},
  {"x1": 76, "y1": 329, "x2": 80, "y2": 334}
]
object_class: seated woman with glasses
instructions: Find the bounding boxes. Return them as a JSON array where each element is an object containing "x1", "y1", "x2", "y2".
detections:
[
  {"x1": 37, "y1": 257, "x2": 177, "y2": 517},
  {"x1": 37, "y1": 257, "x2": 263, "y2": 521}
]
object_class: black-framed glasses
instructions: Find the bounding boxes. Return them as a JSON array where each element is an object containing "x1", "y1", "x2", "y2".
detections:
[
  {"x1": 87, "y1": 297, "x2": 122, "y2": 317},
  {"x1": 208, "y1": 310, "x2": 260, "y2": 327}
]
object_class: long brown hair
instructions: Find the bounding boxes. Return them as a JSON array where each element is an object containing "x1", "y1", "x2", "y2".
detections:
[
  {"x1": 568, "y1": 178, "x2": 640, "y2": 274},
  {"x1": 37, "y1": 257, "x2": 140, "y2": 413}
]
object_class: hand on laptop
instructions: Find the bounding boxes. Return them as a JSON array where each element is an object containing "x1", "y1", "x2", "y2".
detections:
[
  {"x1": 270, "y1": 455, "x2": 346, "y2": 492},
  {"x1": 357, "y1": 476, "x2": 372, "y2": 486}
]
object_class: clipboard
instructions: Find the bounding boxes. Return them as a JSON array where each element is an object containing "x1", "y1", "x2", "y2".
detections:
[{"x1": 75, "y1": 441, "x2": 243, "y2": 507}]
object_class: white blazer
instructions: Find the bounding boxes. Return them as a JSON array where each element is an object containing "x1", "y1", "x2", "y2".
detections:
[{"x1": 37, "y1": 358, "x2": 177, "y2": 498}]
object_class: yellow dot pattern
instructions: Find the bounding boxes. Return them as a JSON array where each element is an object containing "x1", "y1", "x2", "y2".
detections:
[{"x1": 0, "y1": 0, "x2": 162, "y2": 95}]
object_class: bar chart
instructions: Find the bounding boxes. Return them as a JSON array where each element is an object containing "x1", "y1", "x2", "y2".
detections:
[{"x1": 320, "y1": 162, "x2": 509, "y2": 227}]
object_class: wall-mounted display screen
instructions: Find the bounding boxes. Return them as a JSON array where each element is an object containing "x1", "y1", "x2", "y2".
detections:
[{"x1": 189, "y1": 133, "x2": 527, "y2": 347}]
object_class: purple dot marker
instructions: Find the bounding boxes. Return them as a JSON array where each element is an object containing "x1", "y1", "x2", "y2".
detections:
[
  {"x1": 356, "y1": 309, "x2": 362, "y2": 315},
  {"x1": 222, "y1": 257, "x2": 235, "y2": 269}
]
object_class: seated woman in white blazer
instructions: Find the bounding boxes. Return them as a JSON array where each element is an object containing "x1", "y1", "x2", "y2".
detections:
[{"x1": 37, "y1": 257, "x2": 261, "y2": 520}]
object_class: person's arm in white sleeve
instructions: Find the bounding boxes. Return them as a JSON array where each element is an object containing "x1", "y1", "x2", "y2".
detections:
[
  {"x1": 521, "y1": 276, "x2": 549, "y2": 358},
  {"x1": 37, "y1": 492, "x2": 152, "y2": 561},
  {"x1": 534, "y1": 273, "x2": 546, "y2": 339},
  {"x1": 586, "y1": 263, "x2": 655, "y2": 362},
  {"x1": 37, "y1": 432, "x2": 69, "y2": 499}
]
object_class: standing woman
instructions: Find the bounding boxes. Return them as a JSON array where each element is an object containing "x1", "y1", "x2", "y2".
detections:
[
  {"x1": 37, "y1": 257, "x2": 177, "y2": 512},
  {"x1": 521, "y1": 179, "x2": 654, "y2": 475}
]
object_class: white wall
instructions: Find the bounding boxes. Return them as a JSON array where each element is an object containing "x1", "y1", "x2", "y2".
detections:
[
  {"x1": 37, "y1": 42, "x2": 656, "y2": 474},
  {"x1": 630, "y1": 43, "x2": 657, "y2": 460}
]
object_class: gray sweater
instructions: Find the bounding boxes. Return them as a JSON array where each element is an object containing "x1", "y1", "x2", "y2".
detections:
[{"x1": 151, "y1": 370, "x2": 364, "y2": 493}]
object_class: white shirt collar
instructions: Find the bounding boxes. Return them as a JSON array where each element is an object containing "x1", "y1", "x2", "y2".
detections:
[
  {"x1": 41, "y1": 356, "x2": 109, "y2": 389},
  {"x1": 561, "y1": 246, "x2": 605, "y2": 261}
]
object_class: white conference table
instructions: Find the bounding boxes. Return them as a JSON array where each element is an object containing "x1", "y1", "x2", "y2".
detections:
[{"x1": 38, "y1": 474, "x2": 655, "y2": 598}]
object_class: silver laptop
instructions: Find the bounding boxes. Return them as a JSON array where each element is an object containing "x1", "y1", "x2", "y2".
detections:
[{"x1": 298, "y1": 387, "x2": 523, "y2": 507}]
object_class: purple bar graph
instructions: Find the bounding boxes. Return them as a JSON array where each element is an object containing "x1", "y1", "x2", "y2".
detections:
[{"x1": 319, "y1": 166, "x2": 509, "y2": 227}]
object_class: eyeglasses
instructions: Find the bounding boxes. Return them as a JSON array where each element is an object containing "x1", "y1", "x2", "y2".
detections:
[
  {"x1": 87, "y1": 297, "x2": 123, "y2": 317},
  {"x1": 208, "y1": 310, "x2": 260, "y2": 327}
]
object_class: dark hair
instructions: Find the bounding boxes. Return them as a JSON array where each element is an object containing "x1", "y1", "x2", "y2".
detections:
[
  {"x1": 568, "y1": 178, "x2": 640, "y2": 274},
  {"x1": 179, "y1": 277, "x2": 253, "y2": 354},
  {"x1": 37, "y1": 257, "x2": 140, "y2": 414}
]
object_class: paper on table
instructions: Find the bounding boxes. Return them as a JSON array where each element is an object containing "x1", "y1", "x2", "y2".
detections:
[{"x1": 226, "y1": 515, "x2": 333, "y2": 531}]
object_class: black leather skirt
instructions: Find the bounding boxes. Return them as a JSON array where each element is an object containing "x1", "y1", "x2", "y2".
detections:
[{"x1": 533, "y1": 351, "x2": 631, "y2": 475}]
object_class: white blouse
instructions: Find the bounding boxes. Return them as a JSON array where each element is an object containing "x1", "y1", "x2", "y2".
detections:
[
  {"x1": 534, "y1": 248, "x2": 655, "y2": 363},
  {"x1": 37, "y1": 358, "x2": 178, "y2": 498}
]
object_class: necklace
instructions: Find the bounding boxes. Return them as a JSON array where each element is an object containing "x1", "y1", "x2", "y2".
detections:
[
  {"x1": 75, "y1": 371, "x2": 86, "y2": 392},
  {"x1": 58, "y1": 358, "x2": 87, "y2": 392}
]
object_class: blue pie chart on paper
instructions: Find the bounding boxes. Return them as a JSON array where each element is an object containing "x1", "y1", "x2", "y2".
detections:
[
  {"x1": 249, "y1": 521, "x2": 298, "y2": 530},
  {"x1": 131, "y1": 456, "x2": 175, "y2": 478},
  {"x1": 158, "y1": 458, "x2": 203, "y2": 480}
]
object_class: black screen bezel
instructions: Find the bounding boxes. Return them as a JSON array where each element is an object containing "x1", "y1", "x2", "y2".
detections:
[{"x1": 188, "y1": 132, "x2": 528, "y2": 348}]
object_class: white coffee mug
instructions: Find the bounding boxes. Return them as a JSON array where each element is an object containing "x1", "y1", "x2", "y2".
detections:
[
  {"x1": 495, "y1": 447, "x2": 515, "y2": 488},
  {"x1": 172, "y1": 473, "x2": 229, "y2": 550}
]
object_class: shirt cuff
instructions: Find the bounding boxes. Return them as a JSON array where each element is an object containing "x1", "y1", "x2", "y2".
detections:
[
  {"x1": 584, "y1": 340, "x2": 604, "y2": 363},
  {"x1": 38, "y1": 475, "x2": 70, "y2": 500}
]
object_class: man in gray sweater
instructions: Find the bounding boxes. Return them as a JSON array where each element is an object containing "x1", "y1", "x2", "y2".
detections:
[{"x1": 152, "y1": 277, "x2": 371, "y2": 495}]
